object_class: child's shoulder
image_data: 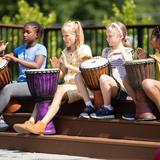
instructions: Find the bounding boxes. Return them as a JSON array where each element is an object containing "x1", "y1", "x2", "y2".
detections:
[
  {"x1": 79, "y1": 44, "x2": 91, "y2": 50},
  {"x1": 124, "y1": 47, "x2": 133, "y2": 52},
  {"x1": 78, "y1": 44, "x2": 92, "y2": 54},
  {"x1": 16, "y1": 44, "x2": 26, "y2": 49},
  {"x1": 102, "y1": 47, "x2": 110, "y2": 53},
  {"x1": 14, "y1": 44, "x2": 26, "y2": 53},
  {"x1": 36, "y1": 43, "x2": 47, "y2": 49},
  {"x1": 102, "y1": 47, "x2": 111, "y2": 55}
]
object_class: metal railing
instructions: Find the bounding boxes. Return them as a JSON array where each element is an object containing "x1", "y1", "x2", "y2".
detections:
[{"x1": 0, "y1": 24, "x2": 158, "y2": 79}]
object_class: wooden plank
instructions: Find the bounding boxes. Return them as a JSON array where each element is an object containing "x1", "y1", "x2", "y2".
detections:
[
  {"x1": 0, "y1": 133, "x2": 159, "y2": 160},
  {"x1": 4, "y1": 113, "x2": 160, "y2": 142}
]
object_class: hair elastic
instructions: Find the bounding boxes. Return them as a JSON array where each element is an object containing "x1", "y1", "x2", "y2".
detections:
[{"x1": 112, "y1": 22, "x2": 123, "y2": 38}]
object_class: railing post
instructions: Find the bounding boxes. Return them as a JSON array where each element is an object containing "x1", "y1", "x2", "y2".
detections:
[{"x1": 137, "y1": 26, "x2": 143, "y2": 48}]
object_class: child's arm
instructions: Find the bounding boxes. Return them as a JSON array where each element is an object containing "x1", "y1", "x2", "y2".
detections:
[
  {"x1": 108, "y1": 49, "x2": 133, "y2": 61},
  {"x1": 4, "y1": 53, "x2": 45, "y2": 69},
  {"x1": 149, "y1": 54, "x2": 160, "y2": 63},
  {"x1": 122, "y1": 51, "x2": 133, "y2": 61},
  {"x1": 60, "y1": 52, "x2": 79, "y2": 73},
  {"x1": 50, "y1": 57, "x2": 67, "y2": 79}
]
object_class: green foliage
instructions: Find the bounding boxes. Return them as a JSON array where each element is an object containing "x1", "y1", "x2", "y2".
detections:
[
  {"x1": 1, "y1": 0, "x2": 56, "y2": 26},
  {"x1": 103, "y1": 0, "x2": 151, "y2": 25}
]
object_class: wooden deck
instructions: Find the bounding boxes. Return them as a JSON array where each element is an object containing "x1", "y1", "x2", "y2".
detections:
[{"x1": 1, "y1": 97, "x2": 160, "y2": 160}]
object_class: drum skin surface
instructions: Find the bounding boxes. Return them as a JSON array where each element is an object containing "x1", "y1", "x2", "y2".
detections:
[{"x1": 80, "y1": 57, "x2": 109, "y2": 90}]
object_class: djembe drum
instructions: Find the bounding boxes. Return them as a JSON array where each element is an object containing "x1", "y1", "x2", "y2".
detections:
[
  {"x1": 80, "y1": 56, "x2": 109, "y2": 108},
  {"x1": 125, "y1": 58, "x2": 155, "y2": 118},
  {"x1": 0, "y1": 57, "x2": 22, "y2": 113},
  {"x1": 26, "y1": 68, "x2": 60, "y2": 134},
  {"x1": 0, "y1": 58, "x2": 11, "y2": 89}
]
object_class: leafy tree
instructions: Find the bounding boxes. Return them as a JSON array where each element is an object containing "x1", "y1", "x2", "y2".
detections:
[
  {"x1": 103, "y1": 0, "x2": 151, "y2": 25},
  {"x1": 1, "y1": 0, "x2": 56, "y2": 26},
  {"x1": 135, "y1": 0, "x2": 160, "y2": 24}
]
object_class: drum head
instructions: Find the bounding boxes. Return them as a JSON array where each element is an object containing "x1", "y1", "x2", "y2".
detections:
[
  {"x1": 0, "y1": 58, "x2": 8, "y2": 70},
  {"x1": 80, "y1": 56, "x2": 109, "y2": 70},
  {"x1": 125, "y1": 58, "x2": 155, "y2": 65},
  {"x1": 25, "y1": 68, "x2": 60, "y2": 74}
]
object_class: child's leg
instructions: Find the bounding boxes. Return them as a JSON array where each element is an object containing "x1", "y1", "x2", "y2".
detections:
[
  {"x1": 13, "y1": 105, "x2": 37, "y2": 134},
  {"x1": 25, "y1": 86, "x2": 68, "y2": 134},
  {"x1": 41, "y1": 86, "x2": 67, "y2": 124},
  {"x1": 75, "y1": 73, "x2": 92, "y2": 104},
  {"x1": 75, "y1": 73, "x2": 95, "y2": 118},
  {"x1": 28, "y1": 104, "x2": 37, "y2": 122},
  {"x1": 90, "y1": 75, "x2": 118, "y2": 119},
  {"x1": 142, "y1": 79, "x2": 160, "y2": 112},
  {"x1": 0, "y1": 82, "x2": 31, "y2": 113},
  {"x1": 100, "y1": 74, "x2": 119, "y2": 106}
]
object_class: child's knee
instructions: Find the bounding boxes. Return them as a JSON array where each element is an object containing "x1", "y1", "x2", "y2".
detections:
[
  {"x1": 1, "y1": 84, "x2": 11, "y2": 95},
  {"x1": 100, "y1": 74, "x2": 111, "y2": 84},
  {"x1": 142, "y1": 79, "x2": 153, "y2": 89}
]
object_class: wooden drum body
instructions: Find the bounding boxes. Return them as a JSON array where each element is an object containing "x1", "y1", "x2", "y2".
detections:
[
  {"x1": 0, "y1": 58, "x2": 11, "y2": 89},
  {"x1": 125, "y1": 58, "x2": 155, "y2": 117},
  {"x1": 80, "y1": 57, "x2": 109, "y2": 90},
  {"x1": 80, "y1": 57, "x2": 109, "y2": 108}
]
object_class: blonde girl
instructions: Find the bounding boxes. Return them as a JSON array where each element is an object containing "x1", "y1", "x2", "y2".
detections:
[
  {"x1": 14, "y1": 20, "x2": 92, "y2": 134},
  {"x1": 76, "y1": 22, "x2": 133, "y2": 119}
]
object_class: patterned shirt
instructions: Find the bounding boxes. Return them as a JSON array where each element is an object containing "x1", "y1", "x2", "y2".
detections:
[
  {"x1": 102, "y1": 47, "x2": 133, "y2": 89},
  {"x1": 61, "y1": 44, "x2": 92, "y2": 84}
]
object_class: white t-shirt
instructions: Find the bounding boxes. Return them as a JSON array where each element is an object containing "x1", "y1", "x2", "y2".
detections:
[{"x1": 102, "y1": 47, "x2": 133, "y2": 90}]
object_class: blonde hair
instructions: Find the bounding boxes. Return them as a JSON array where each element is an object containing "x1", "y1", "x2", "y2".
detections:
[
  {"x1": 61, "y1": 21, "x2": 84, "y2": 48},
  {"x1": 106, "y1": 22, "x2": 131, "y2": 47}
]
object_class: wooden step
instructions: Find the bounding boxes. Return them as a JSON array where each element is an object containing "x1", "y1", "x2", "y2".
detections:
[
  {"x1": 0, "y1": 132, "x2": 159, "y2": 160},
  {"x1": 4, "y1": 113, "x2": 160, "y2": 142},
  {"x1": 7, "y1": 97, "x2": 160, "y2": 119},
  {"x1": 3, "y1": 98, "x2": 160, "y2": 160},
  {"x1": 7, "y1": 97, "x2": 137, "y2": 117}
]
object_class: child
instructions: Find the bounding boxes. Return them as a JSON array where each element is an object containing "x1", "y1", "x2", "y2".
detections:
[
  {"x1": 0, "y1": 21, "x2": 47, "y2": 130},
  {"x1": 13, "y1": 20, "x2": 92, "y2": 134},
  {"x1": 76, "y1": 22, "x2": 133, "y2": 119},
  {"x1": 122, "y1": 26, "x2": 160, "y2": 121},
  {"x1": 139, "y1": 26, "x2": 160, "y2": 114}
]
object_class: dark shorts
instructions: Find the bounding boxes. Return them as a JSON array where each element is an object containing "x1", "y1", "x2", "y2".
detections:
[{"x1": 111, "y1": 78, "x2": 128, "y2": 105}]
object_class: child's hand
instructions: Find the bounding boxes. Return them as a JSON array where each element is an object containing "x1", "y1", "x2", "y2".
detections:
[
  {"x1": 0, "y1": 40, "x2": 8, "y2": 53},
  {"x1": 60, "y1": 52, "x2": 68, "y2": 68},
  {"x1": 136, "y1": 47, "x2": 147, "y2": 59},
  {"x1": 50, "y1": 57, "x2": 60, "y2": 68},
  {"x1": 108, "y1": 49, "x2": 122, "y2": 58},
  {"x1": 4, "y1": 54, "x2": 17, "y2": 62}
]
